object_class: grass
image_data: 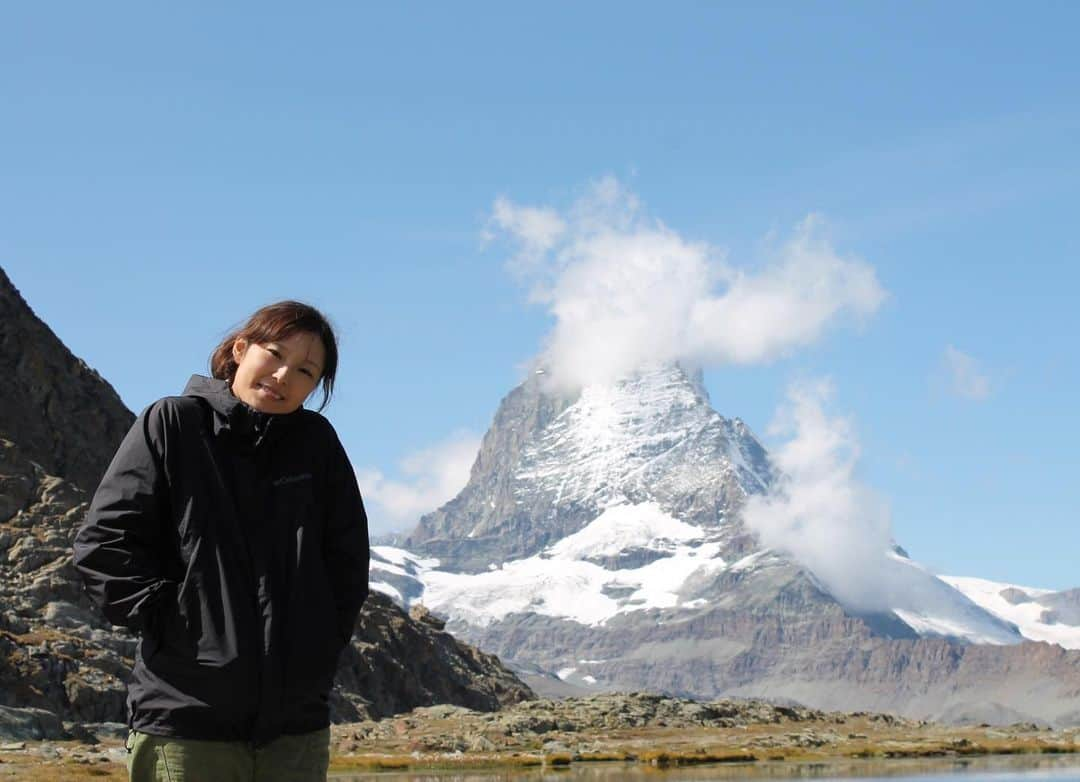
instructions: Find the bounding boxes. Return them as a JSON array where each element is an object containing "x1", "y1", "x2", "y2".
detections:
[
  {"x1": 638, "y1": 749, "x2": 758, "y2": 767},
  {"x1": 330, "y1": 751, "x2": 547, "y2": 772},
  {"x1": 576, "y1": 750, "x2": 631, "y2": 762}
]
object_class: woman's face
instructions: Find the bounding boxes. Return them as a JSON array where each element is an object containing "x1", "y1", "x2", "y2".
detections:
[{"x1": 230, "y1": 331, "x2": 326, "y2": 414}]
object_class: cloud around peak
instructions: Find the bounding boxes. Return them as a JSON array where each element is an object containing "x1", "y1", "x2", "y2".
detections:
[
  {"x1": 741, "y1": 379, "x2": 897, "y2": 612},
  {"x1": 488, "y1": 178, "x2": 888, "y2": 392}
]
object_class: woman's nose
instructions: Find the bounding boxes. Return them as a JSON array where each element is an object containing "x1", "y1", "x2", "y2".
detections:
[{"x1": 273, "y1": 366, "x2": 289, "y2": 383}]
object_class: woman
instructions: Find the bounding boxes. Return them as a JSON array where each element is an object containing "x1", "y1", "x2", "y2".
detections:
[{"x1": 74, "y1": 301, "x2": 370, "y2": 781}]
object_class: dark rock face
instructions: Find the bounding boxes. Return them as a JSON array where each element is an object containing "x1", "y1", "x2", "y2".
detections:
[
  {"x1": 405, "y1": 375, "x2": 574, "y2": 571},
  {"x1": 0, "y1": 271, "x2": 533, "y2": 737},
  {"x1": 0, "y1": 268, "x2": 133, "y2": 494}
]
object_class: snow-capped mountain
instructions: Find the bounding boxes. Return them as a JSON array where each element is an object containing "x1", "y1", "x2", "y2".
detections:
[
  {"x1": 941, "y1": 576, "x2": 1080, "y2": 649},
  {"x1": 376, "y1": 365, "x2": 1080, "y2": 726}
]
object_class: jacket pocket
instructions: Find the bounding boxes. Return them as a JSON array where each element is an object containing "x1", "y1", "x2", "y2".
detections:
[{"x1": 148, "y1": 596, "x2": 195, "y2": 661}]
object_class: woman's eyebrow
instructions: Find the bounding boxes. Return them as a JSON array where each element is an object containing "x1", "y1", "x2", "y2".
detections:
[
  {"x1": 266, "y1": 340, "x2": 323, "y2": 372},
  {"x1": 267, "y1": 342, "x2": 321, "y2": 367}
]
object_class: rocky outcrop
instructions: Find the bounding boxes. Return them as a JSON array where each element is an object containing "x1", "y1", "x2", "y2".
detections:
[
  {"x1": 0, "y1": 268, "x2": 133, "y2": 494},
  {"x1": 344, "y1": 692, "x2": 852, "y2": 749},
  {"x1": 331, "y1": 691, "x2": 1080, "y2": 762},
  {"x1": 331, "y1": 593, "x2": 533, "y2": 721},
  {"x1": 0, "y1": 440, "x2": 132, "y2": 727}
]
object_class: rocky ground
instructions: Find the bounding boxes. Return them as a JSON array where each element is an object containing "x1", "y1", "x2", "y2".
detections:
[{"x1": 1, "y1": 693, "x2": 1077, "y2": 780}]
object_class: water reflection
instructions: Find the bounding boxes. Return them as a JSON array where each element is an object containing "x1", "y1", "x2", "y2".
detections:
[{"x1": 331, "y1": 753, "x2": 1080, "y2": 782}]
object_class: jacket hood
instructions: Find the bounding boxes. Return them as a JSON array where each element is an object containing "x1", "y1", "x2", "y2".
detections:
[{"x1": 182, "y1": 375, "x2": 241, "y2": 417}]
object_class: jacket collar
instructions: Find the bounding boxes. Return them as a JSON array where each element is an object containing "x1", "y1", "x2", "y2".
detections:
[{"x1": 181, "y1": 375, "x2": 300, "y2": 444}]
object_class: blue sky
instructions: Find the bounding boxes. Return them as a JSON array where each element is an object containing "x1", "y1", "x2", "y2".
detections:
[{"x1": 2, "y1": 3, "x2": 1077, "y2": 589}]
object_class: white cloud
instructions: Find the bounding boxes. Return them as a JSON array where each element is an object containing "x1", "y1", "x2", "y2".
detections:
[
  {"x1": 741, "y1": 380, "x2": 897, "y2": 612},
  {"x1": 357, "y1": 430, "x2": 481, "y2": 535},
  {"x1": 942, "y1": 345, "x2": 991, "y2": 400},
  {"x1": 488, "y1": 178, "x2": 887, "y2": 392},
  {"x1": 487, "y1": 196, "x2": 566, "y2": 271}
]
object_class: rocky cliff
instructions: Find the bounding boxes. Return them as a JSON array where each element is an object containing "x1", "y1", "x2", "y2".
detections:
[{"x1": 0, "y1": 268, "x2": 133, "y2": 494}]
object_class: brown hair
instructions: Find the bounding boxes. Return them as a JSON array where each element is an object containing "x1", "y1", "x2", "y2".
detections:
[{"x1": 210, "y1": 301, "x2": 339, "y2": 411}]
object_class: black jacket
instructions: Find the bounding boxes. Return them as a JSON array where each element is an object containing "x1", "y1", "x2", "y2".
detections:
[{"x1": 73, "y1": 376, "x2": 369, "y2": 745}]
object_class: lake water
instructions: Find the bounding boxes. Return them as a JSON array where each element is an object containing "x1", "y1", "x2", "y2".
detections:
[{"x1": 330, "y1": 754, "x2": 1080, "y2": 782}]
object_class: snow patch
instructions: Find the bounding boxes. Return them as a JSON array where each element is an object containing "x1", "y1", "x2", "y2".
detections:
[
  {"x1": 420, "y1": 502, "x2": 727, "y2": 627},
  {"x1": 372, "y1": 545, "x2": 439, "y2": 570},
  {"x1": 548, "y1": 502, "x2": 703, "y2": 560},
  {"x1": 892, "y1": 609, "x2": 1009, "y2": 645},
  {"x1": 370, "y1": 581, "x2": 403, "y2": 602},
  {"x1": 878, "y1": 554, "x2": 1022, "y2": 645}
]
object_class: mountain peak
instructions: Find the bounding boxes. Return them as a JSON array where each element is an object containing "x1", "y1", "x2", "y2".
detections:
[{"x1": 407, "y1": 361, "x2": 772, "y2": 572}]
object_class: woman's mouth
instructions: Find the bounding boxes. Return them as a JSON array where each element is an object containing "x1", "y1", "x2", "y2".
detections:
[{"x1": 256, "y1": 383, "x2": 285, "y2": 401}]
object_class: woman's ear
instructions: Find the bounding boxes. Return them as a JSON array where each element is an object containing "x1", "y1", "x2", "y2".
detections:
[{"x1": 232, "y1": 338, "x2": 249, "y2": 364}]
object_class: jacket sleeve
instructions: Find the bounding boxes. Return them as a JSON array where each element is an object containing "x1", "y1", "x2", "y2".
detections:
[
  {"x1": 323, "y1": 429, "x2": 370, "y2": 643},
  {"x1": 73, "y1": 403, "x2": 175, "y2": 632}
]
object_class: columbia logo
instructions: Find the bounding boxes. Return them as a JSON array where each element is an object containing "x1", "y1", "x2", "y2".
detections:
[{"x1": 273, "y1": 473, "x2": 312, "y2": 486}]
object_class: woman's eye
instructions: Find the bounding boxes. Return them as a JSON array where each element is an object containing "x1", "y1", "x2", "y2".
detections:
[
  {"x1": 267, "y1": 347, "x2": 281, "y2": 358},
  {"x1": 300, "y1": 368, "x2": 314, "y2": 378}
]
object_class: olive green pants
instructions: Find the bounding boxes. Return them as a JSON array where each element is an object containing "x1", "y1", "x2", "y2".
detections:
[{"x1": 127, "y1": 727, "x2": 330, "y2": 782}]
